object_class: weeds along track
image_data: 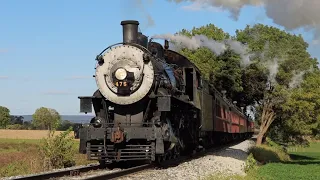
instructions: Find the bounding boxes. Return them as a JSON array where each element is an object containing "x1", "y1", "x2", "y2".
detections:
[{"x1": 5, "y1": 138, "x2": 252, "y2": 180}]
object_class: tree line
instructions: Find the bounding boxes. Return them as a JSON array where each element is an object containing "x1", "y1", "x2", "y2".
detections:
[{"x1": 0, "y1": 106, "x2": 79, "y2": 131}]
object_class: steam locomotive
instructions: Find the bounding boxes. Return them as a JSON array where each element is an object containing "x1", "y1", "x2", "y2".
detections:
[{"x1": 78, "y1": 20, "x2": 254, "y2": 166}]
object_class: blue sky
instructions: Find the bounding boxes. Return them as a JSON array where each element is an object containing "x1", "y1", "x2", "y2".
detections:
[{"x1": 0, "y1": 0, "x2": 319, "y2": 115}]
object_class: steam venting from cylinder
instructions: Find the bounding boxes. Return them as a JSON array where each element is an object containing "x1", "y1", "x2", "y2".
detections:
[{"x1": 121, "y1": 20, "x2": 139, "y2": 44}]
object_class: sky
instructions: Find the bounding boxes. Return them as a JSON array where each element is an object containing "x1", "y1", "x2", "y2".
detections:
[{"x1": 0, "y1": 0, "x2": 319, "y2": 115}]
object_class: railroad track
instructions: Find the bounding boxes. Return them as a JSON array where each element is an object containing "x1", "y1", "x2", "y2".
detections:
[
  {"x1": 6, "y1": 164, "x2": 100, "y2": 180},
  {"x1": 81, "y1": 164, "x2": 153, "y2": 180},
  {"x1": 7, "y1": 137, "x2": 254, "y2": 180},
  {"x1": 79, "y1": 138, "x2": 252, "y2": 180}
]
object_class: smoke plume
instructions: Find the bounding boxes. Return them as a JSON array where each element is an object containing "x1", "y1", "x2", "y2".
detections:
[
  {"x1": 152, "y1": 33, "x2": 252, "y2": 67},
  {"x1": 289, "y1": 71, "x2": 305, "y2": 89},
  {"x1": 289, "y1": 66, "x2": 314, "y2": 89},
  {"x1": 168, "y1": 0, "x2": 320, "y2": 42},
  {"x1": 135, "y1": 0, "x2": 155, "y2": 28},
  {"x1": 265, "y1": 58, "x2": 279, "y2": 85},
  {"x1": 152, "y1": 33, "x2": 226, "y2": 54},
  {"x1": 123, "y1": 0, "x2": 155, "y2": 29}
]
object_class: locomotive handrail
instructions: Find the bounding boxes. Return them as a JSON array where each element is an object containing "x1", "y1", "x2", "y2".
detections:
[
  {"x1": 95, "y1": 42, "x2": 152, "y2": 60},
  {"x1": 94, "y1": 41, "x2": 175, "y2": 73}
]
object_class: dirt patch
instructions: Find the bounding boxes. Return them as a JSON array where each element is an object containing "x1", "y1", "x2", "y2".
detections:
[{"x1": 0, "y1": 129, "x2": 75, "y2": 139}]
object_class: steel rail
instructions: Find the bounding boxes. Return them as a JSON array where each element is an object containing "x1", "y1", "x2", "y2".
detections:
[
  {"x1": 9, "y1": 164, "x2": 100, "y2": 180},
  {"x1": 83, "y1": 164, "x2": 154, "y2": 180}
]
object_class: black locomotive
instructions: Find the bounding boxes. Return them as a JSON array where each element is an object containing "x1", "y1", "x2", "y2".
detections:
[{"x1": 78, "y1": 20, "x2": 254, "y2": 166}]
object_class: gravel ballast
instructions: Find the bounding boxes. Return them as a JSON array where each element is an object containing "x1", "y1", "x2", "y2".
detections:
[{"x1": 118, "y1": 139, "x2": 255, "y2": 180}]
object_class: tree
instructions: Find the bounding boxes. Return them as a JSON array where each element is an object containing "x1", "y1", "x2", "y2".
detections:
[
  {"x1": 10, "y1": 115, "x2": 24, "y2": 125},
  {"x1": 268, "y1": 70, "x2": 320, "y2": 144},
  {"x1": 0, "y1": 106, "x2": 10, "y2": 129},
  {"x1": 32, "y1": 107, "x2": 61, "y2": 131},
  {"x1": 57, "y1": 120, "x2": 74, "y2": 131},
  {"x1": 235, "y1": 24, "x2": 318, "y2": 145}
]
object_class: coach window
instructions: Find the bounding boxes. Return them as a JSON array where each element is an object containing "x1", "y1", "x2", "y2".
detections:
[
  {"x1": 216, "y1": 102, "x2": 221, "y2": 117},
  {"x1": 196, "y1": 71, "x2": 202, "y2": 89}
]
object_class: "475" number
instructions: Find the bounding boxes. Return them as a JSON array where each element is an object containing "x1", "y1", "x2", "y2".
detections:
[{"x1": 115, "y1": 81, "x2": 127, "y2": 87}]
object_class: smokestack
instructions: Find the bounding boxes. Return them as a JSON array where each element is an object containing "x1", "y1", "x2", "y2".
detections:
[
  {"x1": 121, "y1": 20, "x2": 139, "y2": 44},
  {"x1": 164, "y1": 40, "x2": 169, "y2": 50}
]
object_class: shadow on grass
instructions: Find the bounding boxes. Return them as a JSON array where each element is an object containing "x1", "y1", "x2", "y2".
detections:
[
  {"x1": 282, "y1": 160, "x2": 320, "y2": 165},
  {"x1": 277, "y1": 154, "x2": 320, "y2": 165},
  {"x1": 289, "y1": 154, "x2": 316, "y2": 161}
]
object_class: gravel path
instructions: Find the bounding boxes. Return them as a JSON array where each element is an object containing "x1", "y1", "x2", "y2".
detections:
[{"x1": 118, "y1": 139, "x2": 255, "y2": 180}]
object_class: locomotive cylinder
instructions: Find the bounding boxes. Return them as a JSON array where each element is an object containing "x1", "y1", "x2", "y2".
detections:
[{"x1": 121, "y1": 20, "x2": 139, "y2": 44}]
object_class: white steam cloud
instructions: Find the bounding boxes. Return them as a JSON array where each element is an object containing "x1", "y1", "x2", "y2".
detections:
[
  {"x1": 289, "y1": 71, "x2": 305, "y2": 89},
  {"x1": 151, "y1": 33, "x2": 252, "y2": 67},
  {"x1": 168, "y1": 0, "x2": 320, "y2": 42},
  {"x1": 265, "y1": 58, "x2": 279, "y2": 85},
  {"x1": 289, "y1": 66, "x2": 314, "y2": 89}
]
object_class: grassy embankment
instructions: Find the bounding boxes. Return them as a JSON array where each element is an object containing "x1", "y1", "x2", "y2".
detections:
[
  {"x1": 206, "y1": 140, "x2": 320, "y2": 180},
  {"x1": 0, "y1": 130, "x2": 94, "y2": 178}
]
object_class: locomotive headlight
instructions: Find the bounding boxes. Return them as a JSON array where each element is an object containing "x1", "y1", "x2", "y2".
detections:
[
  {"x1": 114, "y1": 68, "x2": 127, "y2": 80},
  {"x1": 91, "y1": 117, "x2": 102, "y2": 128}
]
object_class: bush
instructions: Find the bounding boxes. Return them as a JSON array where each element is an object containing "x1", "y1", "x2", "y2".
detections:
[
  {"x1": 243, "y1": 153, "x2": 258, "y2": 173},
  {"x1": 6, "y1": 124, "x2": 24, "y2": 130},
  {"x1": 313, "y1": 134, "x2": 320, "y2": 141},
  {"x1": 248, "y1": 144, "x2": 291, "y2": 164},
  {"x1": 38, "y1": 127, "x2": 76, "y2": 170}
]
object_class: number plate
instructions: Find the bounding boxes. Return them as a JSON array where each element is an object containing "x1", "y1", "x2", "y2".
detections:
[{"x1": 115, "y1": 81, "x2": 128, "y2": 87}]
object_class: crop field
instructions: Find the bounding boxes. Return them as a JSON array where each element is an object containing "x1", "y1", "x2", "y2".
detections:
[
  {"x1": 0, "y1": 130, "x2": 92, "y2": 178},
  {"x1": 0, "y1": 129, "x2": 75, "y2": 139}
]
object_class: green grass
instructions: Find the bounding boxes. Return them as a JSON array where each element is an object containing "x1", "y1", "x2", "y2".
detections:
[
  {"x1": 0, "y1": 138, "x2": 94, "y2": 178},
  {"x1": 246, "y1": 142, "x2": 320, "y2": 180},
  {"x1": 205, "y1": 142, "x2": 320, "y2": 180}
]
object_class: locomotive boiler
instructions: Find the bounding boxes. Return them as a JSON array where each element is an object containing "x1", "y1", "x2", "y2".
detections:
[{"x1": 78, "y1": 20, "x2": 254, "y2": 167}]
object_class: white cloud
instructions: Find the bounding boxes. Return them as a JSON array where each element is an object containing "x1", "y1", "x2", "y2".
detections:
[
  {"x1": 173, "y1": 0, "x2": 320, "y2": 42},
  {"x1": 181, "y1": 2, "x2": 222, "y2": 12},
  {"x1": 0, "y1": 76, "x2": 9, "y2": 79}
]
